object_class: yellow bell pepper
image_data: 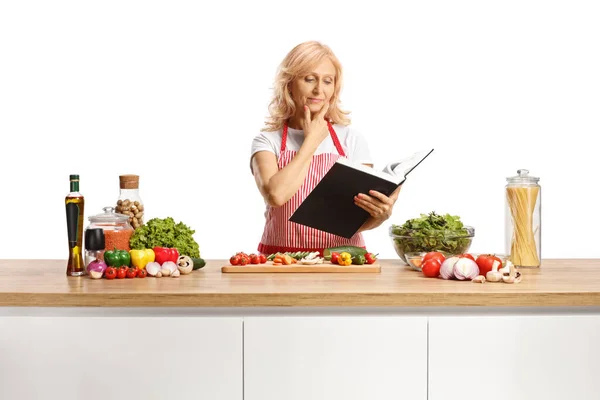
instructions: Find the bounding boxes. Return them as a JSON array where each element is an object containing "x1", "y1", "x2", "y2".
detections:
[
  {"x1": 129, "y1": 249, "x2": 155, "y2": 269},
  {"x1": 338, "y1": 252, "x2": 353, "y2": 266}
]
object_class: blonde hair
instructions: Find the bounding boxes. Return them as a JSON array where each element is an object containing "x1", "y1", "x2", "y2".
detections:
[{"x1": 262, "y1": 41, "x2": 351, "y2": 132}]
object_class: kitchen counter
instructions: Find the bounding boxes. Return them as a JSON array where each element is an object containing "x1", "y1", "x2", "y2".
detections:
[
  {"x1": 1, "y1": 258, "x2": 599, "y2": 307},
  {"x1": 2, "y1": 258, "x2": 600, "y2": 400}
]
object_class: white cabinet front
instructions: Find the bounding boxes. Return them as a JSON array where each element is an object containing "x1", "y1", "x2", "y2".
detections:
[
  {"x1": 429, "y1": 315, "x2": 600, "y2": 400},
  {"x1": 244, "y1": 316, "x2": 427, "y2": 400},
  {"x1": 0, "y1": 315, "x2": 242, "y2": 400}
]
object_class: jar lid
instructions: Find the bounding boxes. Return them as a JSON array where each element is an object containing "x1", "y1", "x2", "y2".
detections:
[
  {"x1": 88, "y1": 206, "x2": 131, "y2": 225},
  {"x1": 506, "y1": 169, "x2": 540, "y2": 184},
  {"x1": 120, "y1": 174, "x2": 139, "y2": 189}
]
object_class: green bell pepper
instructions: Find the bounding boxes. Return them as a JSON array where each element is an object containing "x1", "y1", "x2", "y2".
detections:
[
  {"x1": 104, "y1": 248, "x2": 131, "y2": 268},
  {"x1": 352, "y1": 254, "x2": 366, "y2": 265}
]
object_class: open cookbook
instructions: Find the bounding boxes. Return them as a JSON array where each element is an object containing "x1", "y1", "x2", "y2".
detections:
[{"x1": 289, "y1": 149, "x2": 434, "y2": 239}]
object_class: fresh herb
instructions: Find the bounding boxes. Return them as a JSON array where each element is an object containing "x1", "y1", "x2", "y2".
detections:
[
  {"x1": 391, "y1": 211, "x2": 472, "y2": 255},
  {"x1": 129, "y1": 217, "x2": 200, "y2": 258}
]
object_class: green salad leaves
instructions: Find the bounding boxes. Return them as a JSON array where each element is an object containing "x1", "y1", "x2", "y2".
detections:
[
  {"x1": 129, "y1": 217, "x2": 200, "y2": 258},
  {"x1": 391, "y1": 212, "x2": 473, "y2": 255}
]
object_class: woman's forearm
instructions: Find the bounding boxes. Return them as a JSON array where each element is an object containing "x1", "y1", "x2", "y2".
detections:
[
  {"x1": 358, "y1": 216, "x2": 386, "y2": 233},
  {"x1": 264, "y1": 138, "x2": 321, "y2": 206}
]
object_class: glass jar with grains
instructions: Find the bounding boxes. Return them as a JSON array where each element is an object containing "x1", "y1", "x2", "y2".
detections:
[
  {"x1": 115, "y1": 174, "x2": 145, "y2": 230},
  {"x1": 87, "y1": 207, "x2": 134, "y2": 252}
]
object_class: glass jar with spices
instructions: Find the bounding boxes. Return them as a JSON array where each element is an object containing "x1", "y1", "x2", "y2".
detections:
[
  {"x1": 115, "y1": 174, "x2": 145, "y2": 230},
  {"x1": 505, "y1": 169, "x2": 541, "y2": 268},
  {"x1": 87, "y1": 207, "x2": 134, "y2": 252}
]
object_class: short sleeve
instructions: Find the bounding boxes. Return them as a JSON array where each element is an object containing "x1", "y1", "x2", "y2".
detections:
[
  {"x1": 250, "y1": 133, "x2": 278, "y2": 173},
  {"x1": 348, "y1": 128, "x2": 372, "y2": 165}
]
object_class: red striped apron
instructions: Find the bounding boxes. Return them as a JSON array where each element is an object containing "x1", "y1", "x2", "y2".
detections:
[{"x1": 258, "y1": 122, "x2": 366, "y2": 255}]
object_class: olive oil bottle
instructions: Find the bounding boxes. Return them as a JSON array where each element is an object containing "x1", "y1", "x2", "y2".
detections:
[{"x1": 66, "y1": 174, "x2": 85, "y2": 276}]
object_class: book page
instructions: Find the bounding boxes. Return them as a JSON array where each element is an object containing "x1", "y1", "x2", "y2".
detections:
[{"x1": 382, "y1": 149, "x2": 434, "y2": 178}]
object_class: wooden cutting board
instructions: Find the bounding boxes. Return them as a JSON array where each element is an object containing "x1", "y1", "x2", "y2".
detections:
[{"x1": 221, "y1": 262, "x2": 380, "y2": 273}]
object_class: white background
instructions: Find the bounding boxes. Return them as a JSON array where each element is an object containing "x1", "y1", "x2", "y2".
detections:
[{"x1": 1, "y1": 0, "x2": 598, "y2": 260}]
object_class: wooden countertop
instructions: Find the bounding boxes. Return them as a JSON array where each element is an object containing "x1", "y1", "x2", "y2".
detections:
[{"x1": 0, "y1": 259, "x2": 599, "y2": 307}]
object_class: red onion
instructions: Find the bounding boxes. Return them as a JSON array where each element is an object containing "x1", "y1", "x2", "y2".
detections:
[
  {"x1": 87, "y1": 260, "x2": 107, "y2": 279},
  {"x1": 453, "y1": 258, "x2": 479, "y2": 280},
  {"x1": 440, "y1": 256, "x2": 460, "y2": 280}
]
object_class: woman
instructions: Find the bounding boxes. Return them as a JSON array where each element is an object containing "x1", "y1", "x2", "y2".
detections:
[{"x1": 250, "y1": 41, "x2": 401, "y2": 255}]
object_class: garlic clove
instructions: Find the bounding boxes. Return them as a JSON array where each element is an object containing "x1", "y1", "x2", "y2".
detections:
[
  {"x1": 472, "y1": 275, "x2": 486, "y2": 283},
  {"x1": 486, "y1": 271, "x2": 502, "y2": 282},
  {"x1": 156, "y1": 271, "x2": 162, "y2": 278},
  {"x1": 171, "y1": 269, "x2": 180, "y2": 278},
  {"x1": 160, "y1": 267, "x2": 171, "y2": 277}
]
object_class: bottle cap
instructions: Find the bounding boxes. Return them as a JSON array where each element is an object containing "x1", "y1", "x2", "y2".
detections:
[
  {"x1": 70, "y1": 174, "x2": 79, "y2": 181},
  {"x1": 85, "y1": 228, "x2": 105, "y2": 251},
  {"x1": 119, "y1": 174, "x2": 139, "y2": 189}
]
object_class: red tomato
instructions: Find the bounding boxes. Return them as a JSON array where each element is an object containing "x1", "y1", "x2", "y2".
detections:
[
  {"x1": 239, "y1": 256, "x2": 248, "y2": 266},
  {"x1": 458, "y1": 253, "x2": 475, "y2": 261},
  {"x1": 259, "y1": 254, "x2": 267, "y2": 264},
  {"x1": 117, "y1": 267, "x2": 127, "y2": 279},
  {"x1": 475, "y1": 254, "x2": 503, "y2": 276},
  {"x1": 422, "y1": 252, "x2": 445, "y2": 265},
  {"x1": 250, "y1": 254, "x2": 260, "y2": 264},
  {"x1": 230, "y1": 255, "x2": 240, "y2": 265},
  {"x1": 137, "y1": 269, "x2": 147, "y2": 278},
  {"x1": 422, "y1": 259, "x2": 442, "y2": 278},
  {"x1": 105, "y1": 267, "x2": 117, "y2": 280},
  {"x1": 126, "y1": 267, "x2": 137, "y2": 279}
]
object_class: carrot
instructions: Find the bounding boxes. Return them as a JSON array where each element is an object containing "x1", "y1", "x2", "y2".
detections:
[{"x1": 282, "y1": 255, "x2": 293, "y2": 265}]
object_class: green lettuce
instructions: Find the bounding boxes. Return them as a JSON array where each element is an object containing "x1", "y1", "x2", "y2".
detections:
[
  {"x1": 129, "y1": 217, "x2": 200, "y2": 258},
  {"x1": 391, "y1": 211, "x2": 472, "y2": 255}
]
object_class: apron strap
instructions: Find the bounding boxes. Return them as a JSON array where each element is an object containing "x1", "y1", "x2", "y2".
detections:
[{"x1": 281, "y1": 121, "x2": 346, "y2": 156}]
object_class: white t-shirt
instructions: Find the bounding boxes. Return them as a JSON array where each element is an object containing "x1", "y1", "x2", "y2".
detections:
[{"x1": 250, "y1": 124, "x2": 372, "y2": 172}]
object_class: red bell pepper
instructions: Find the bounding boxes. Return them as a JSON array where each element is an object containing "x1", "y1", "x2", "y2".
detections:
[
  {"x1": 365, "y1": 253, "x2": 378, "y2": 264},
  {"x1": 153, "y1": 247, "x2": 179, "y2": 265}
]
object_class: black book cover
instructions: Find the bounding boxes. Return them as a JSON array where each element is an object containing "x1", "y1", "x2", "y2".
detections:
[{"x1": 289, "y1": 149, "x2": 434, "y2": 239}]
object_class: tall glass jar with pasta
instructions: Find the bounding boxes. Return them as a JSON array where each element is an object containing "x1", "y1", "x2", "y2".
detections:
[{"x1": 505, "y1": 169, "x2": 541, "y2": 268}]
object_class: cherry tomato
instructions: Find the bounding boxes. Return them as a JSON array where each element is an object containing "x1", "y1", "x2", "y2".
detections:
[
  {"x1": 117, "y1": 266, "x2": 127, "y2": 279},
  {"x1": 250, "y1": 254, "x2": 260, "y2": 264},
  {"x1": 230, "y1": 255, "x2": 240, "y2": 265},
  {"x1": 458, "y1": 253, "x2": 475, "y2": 261},
  {"x1": 137, "y1": 269, "x2": 147, "y2": 278},
  {"x1": 422, "y1": 252, "x2": 445, "y2": 265},
  {"x1": 105, "y1": 267, "x2": 117, "y2": 280},
  {"x1": 422, "y1": 259, "x2": 442, "y2": 278},
  {"x1": 475, "y1": 254, "x2": 503, "y2": 276},
  {"x1": 259, "y1": 254, "x2": 267, "y2": 264},
  {"x1": 239, "y1": 256, "x2": 248, "y2": 266},
  {"x1": 126, "y1": 267, "x2": 137, "y2": 279}
]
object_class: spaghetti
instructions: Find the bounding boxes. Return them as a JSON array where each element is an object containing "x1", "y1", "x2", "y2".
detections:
[{"x1": 506, "y1": 186, "x2": 540, "y2": 267}]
